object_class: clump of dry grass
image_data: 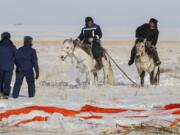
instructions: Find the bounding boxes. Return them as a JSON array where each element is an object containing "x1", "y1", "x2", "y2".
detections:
[{"x1": 101, "y1": 120, "x2": 180, "y2": 135}]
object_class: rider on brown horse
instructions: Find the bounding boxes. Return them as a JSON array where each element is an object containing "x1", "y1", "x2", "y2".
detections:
[
  {"x1": 128, "y1": 18, "x2": 161, "y2": 66},
  {"x1": 76, "y1": 17, "x2": 104, "y2": 70}
]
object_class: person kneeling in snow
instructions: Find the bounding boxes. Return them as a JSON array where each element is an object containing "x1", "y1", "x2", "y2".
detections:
[{"x1": 13, "y1": 36, "x2": 39, "y2": 98}]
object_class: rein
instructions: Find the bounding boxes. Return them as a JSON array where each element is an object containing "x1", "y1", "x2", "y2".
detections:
[
  {"x1": 63, "y1": 42, "x2": 91, "y2": 65},
  {"x1": 104, "y1": 50, "x2": 138, "y2": 86}
]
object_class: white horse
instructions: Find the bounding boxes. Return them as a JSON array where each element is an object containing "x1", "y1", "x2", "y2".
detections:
[
  {"x1": 135, "y1": 40, "x2": 160, "y2": 87},
  {"x1": 60, "y1": 39, "x2": 114, "y2": 85}
]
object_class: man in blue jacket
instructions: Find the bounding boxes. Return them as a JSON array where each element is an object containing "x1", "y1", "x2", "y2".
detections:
[
  {"x1": 76, "y1": 17, "x2": 103, "y2": 70},
  {"x1": 13, "y1": 36, "x2": 39, "y2": 98},
  {"x1": 0, "y1": 32, "x2": 16, "y2": 99}
]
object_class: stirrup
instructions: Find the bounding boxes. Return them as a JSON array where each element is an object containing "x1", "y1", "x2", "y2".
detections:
[{"x1": 156, "y1": 61, "x2": 161, "y2": 65}]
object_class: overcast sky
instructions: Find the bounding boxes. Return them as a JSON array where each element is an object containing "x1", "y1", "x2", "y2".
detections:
[{"x1": 0, "y1": 0, "x2": 180, "y2": 27}]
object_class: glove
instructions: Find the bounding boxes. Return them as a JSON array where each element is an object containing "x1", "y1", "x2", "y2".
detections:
[
  {"x1": 95, "y1": 39, "x2": 101, "y2": 44},
  {"x1": 35, "y1": 70, "x2": 39, "y2": 80},
  {"x1": 88, "y1": 38, "x2": 94, "y2": 44}
]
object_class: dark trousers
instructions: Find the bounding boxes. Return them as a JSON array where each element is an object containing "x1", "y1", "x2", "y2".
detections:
[
  {"x1": 0, "y1": 70, "x2": 13, "y2": 96},
  {"x1": 92, "y1": 42, "x2": 103, "y2": 59},
  {"x1": 13, "y1": 70, "x2": 35, "y2": 98}
]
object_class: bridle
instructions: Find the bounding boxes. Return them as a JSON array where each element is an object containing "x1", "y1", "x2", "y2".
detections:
[
  {"x1": 62, "y1": 42, "x2": 76, "y2": 61},
  {"x1": 62, "y1": 40, "x2": 91, "y2": 65},
  {"x1": 135, "y1": 42, "x2": 146, "y2": 57}
]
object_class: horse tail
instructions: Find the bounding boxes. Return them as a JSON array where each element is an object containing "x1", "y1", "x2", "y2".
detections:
[{"x1": 107, "y1": 61, "x2": 115, "y2": 85}]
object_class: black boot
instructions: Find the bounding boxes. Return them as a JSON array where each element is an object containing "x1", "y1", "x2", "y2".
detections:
[
  {"x1": 92, "y1": 58, "x2": 103, "y2": 72},
  {"x1": 95, "y1": 58, "x2": 103, "y2": 70},
  {"x1": 128, "y1": 46, "x2": 136, "y2": 66},
  {"x1": 0, "y1": 92, "x2": 9, "y2": 99}
]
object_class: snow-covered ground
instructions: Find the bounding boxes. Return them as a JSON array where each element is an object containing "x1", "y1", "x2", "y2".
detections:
[{"x1": 0, "y1": 26, "x2": 180, "y2": 134}]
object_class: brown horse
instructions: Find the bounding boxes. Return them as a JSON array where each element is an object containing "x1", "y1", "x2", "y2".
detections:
[{"x1": 135, "y1": 41, "x2": 160, "y2": 86}]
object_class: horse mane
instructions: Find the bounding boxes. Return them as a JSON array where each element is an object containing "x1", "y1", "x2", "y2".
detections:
[
  {"x1": 63, "y1": 38, "x2": 73, "y2": 45},
  {"x1": 63, "y1": 38, "x2": 93, "y2": 57},
  {"x1": 135, "y1": 38, "x2": 145, "y2": 44},
  {"x1": 135, "y1": 39, "x2": 155, "y2": 59},
  {"x1": 72, "y1": 39, "x2": 93, "y2": 56}
]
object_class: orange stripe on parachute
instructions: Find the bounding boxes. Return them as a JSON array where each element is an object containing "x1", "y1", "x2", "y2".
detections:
[
  {"x1": 0, "y1": 106, "x2": 79, "y2": 120},
  {"x1": 80, "y1": 104, "x2": 128, "y2": 113},
  {"x1": 172, "y1": 109, "x2": 180, "y2": 115},
  {"x1": 13, "y1": 115, "x2": 103, "y2": 127},
  {"x1": 1, "y1": 104, "x2": 180, "y2": 127},
  {"x1": 0, "y1": 104, "x2": 145, "y2": 121},
  {"x1": 126, "y1": 115, "x2": 149, "y2": 118},
  {"x1": 80, "y1": 115, "x2": 103, "y2": 120},
  {"x1": 164, "y1": 104, "x2": 180, "y2": 110},
  {"x1": 14, "y1": 116, "x2": 48, "y2": 127},
  {"x1": 169, "y1": 119, "x2": 180, "y2": 127}
]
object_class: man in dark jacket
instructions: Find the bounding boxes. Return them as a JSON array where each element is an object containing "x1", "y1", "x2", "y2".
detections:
[
  {"x1": 76, "y1": 17, "x2": 103, "y2": 70},
  {"x1": 128, "y1": 18, "x2": 161, "y2": 66},
  {"x1": 0, "y1": 32, "x2": 16, "y2": 99},
  {"x1": 13, "y1": 36, "x2": 39, "y2": 98}
]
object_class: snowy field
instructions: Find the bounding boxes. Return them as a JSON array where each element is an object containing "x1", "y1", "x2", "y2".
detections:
[{"x1": 0, "y1": 26, "x2": 180, "y2": 134}]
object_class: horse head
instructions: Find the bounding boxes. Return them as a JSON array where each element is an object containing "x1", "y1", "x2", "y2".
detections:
[
  {"x1": 135, "y1": 39, "x2": 146, "y2": 57},
  {"x1": 60, "y1": 38, "x2": 75, "y2": 61}
]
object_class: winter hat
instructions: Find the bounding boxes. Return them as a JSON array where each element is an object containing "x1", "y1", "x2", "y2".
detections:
[{"x1": 1, "y1": 32, "x2": 11, "y2": 40}]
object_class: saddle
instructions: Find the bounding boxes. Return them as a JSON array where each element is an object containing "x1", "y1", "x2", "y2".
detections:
[{"x1": 81, "y1": 44, "x2": 94, "y2": 57}]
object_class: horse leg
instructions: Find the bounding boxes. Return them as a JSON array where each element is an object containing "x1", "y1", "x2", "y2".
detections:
[
  {"x1": 86, "y1": 70, "x2": 94, "y2": 86},
  {"x1": 85, "y1": 72, "x2": 90, "y2": 85},
  {"x1": 103, "y1": 68, "x2": 106, "y2": 84},
  {"x1": 107, "y1": 61, "x2": 114, "y2": 85},
  {"x1": 93, "y1": 72, "x2": 98, "y2": 84},
  {"x1": 154, "y1": 66, "x2": 160, "y2": 85},
  {"x1": 140, "y1": 71, "x2": 145, "y2": 87},
  {"x1": 150, "y1": 71, "x2": 154, "y2": 85},
  {"x1": 157, "y1": 67, "x2": 160, "y2": 84},
  {"x1": 152, "y1": 66, "x2": 160, "y2": 85},
  {"x1": 102, "y1": 59, "x2": 109, "y2": 84}
]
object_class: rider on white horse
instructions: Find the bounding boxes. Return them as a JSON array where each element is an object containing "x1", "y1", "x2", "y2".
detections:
[
  {"x1": 128, "y1": 18, "x2": 161, "y2": 66},
  {"x1": 75, "y1": 17, "x2": 104, "y2": 71}
]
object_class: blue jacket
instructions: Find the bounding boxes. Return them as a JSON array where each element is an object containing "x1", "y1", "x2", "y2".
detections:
[
  {"x1": 0, "y1": 39, "x2": 16, "y2": 71},
  {"x1": 78, "y1": 23, "x2": 102, "y2": 44},
  {"x1": 15, "y1": 44, "x2": 39, "y2": 72}
]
